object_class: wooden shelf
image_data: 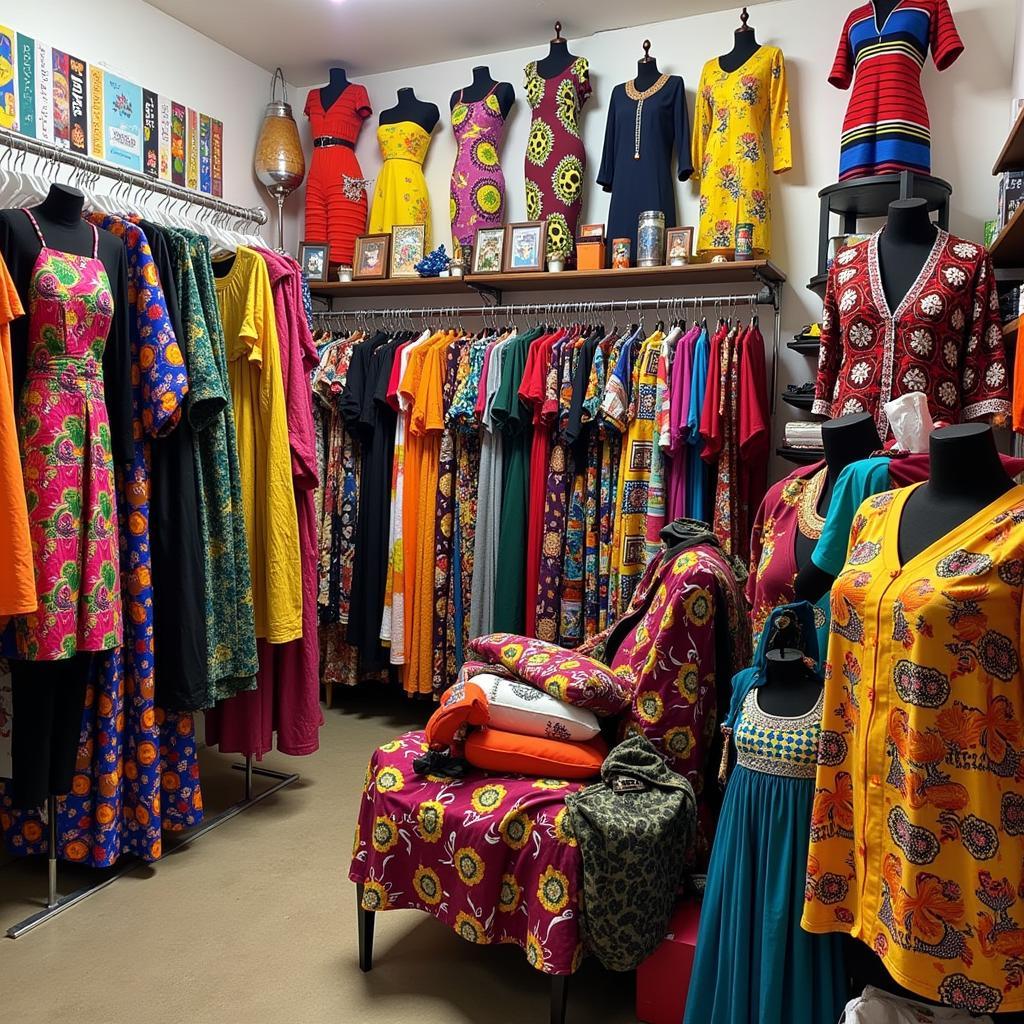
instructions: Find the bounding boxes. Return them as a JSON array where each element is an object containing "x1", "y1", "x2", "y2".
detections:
[
  {"x1": 990, "y1": 202, "x2": 1024, "y2": 272},
  {"x1": 1005, "y1": 315, "x2": 1021, "y2": 338},
  {"x1": 994, "y1": 105, "x2": 1024, "y2": 174},
  {"x1": 309, "y1": 275, "x2": 474, "y2": 298}
]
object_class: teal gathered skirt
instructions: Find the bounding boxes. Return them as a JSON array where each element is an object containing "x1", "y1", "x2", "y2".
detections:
[{"x1": 683, "y1": 765, "x2": 847, "y2": 1024}]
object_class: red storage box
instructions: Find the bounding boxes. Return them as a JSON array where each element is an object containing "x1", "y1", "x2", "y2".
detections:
[{"x1": 635, "y1": 898, "x2": 702, "y2": 1024}]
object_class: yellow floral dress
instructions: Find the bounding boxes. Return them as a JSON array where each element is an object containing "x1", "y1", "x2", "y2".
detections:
[
  {"x1": 803, "y1": 482, "x2": 1024, "y2": 1014},
  {"x1": 692, "y1": 46, "x2": 792, "y2": 258},
  {"x1": 368, "y1": 121, "x2": 433, "y2": 245}
]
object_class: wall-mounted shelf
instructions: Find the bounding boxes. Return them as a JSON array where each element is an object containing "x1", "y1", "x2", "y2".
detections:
[
  {"x1": 777, "y1": 445, "x2": 824, "y2": 465},
  {"x1": 309, "y1": 275, "x2": 475, "y2": 298},
  {"x1": 994, "y1": 105, "x2": 1024, "y2": 174},
  {"x1": 781, "y1": 389, "x2": 816, "y2": 411},
  {"x1": 788, "y1": 337, "x2": 821, "y2": 354},
  {"x1": 1004, "y1": 315, "x2": 1021, "y2": 339},
  {"x1": 807, "y1": 272, "x2": 828, "y2": 298},
  {"x1": 990, "y1": 201, "x2": 1024, "y2": 275}
]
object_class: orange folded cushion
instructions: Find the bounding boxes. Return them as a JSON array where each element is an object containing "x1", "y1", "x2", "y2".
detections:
[
  {"x1": 464, "y1": 726, "x2": 607, "y2": 780},
  {"x1": 425, "y1": 681, "x2": 489, "y2": 750}
]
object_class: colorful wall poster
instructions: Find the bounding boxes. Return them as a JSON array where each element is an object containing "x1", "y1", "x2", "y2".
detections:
[
  {"x1": 34, "y1": 41, "x2": 52, "y2": 141},
  {"x1": 185, "y1": 106, "x2": 198, "y2": 190},
  {"x1": 51, "y1": 48, "x2": 69, "y2": 148},
  {"x1": 170, "y1": 100, "x2": 185, "y2": 185},
  {"x1": 68, "y1": 55, "x2": 86, "y2": 154},
  {"x1": 211, "y1": 117, "x2": 222, "y2": 197},
  {"x1": 88, "y1": 62, "x2": 103, "y2": 158},
  {"x1": 103, "y1": 72, "x2": 142, "y2": 170},
  {"x1": 15, "y1": 33, "x2": 34, "y2": 137},
  {"x1": 142, "y1": 87, "x2": 158, "y2": 178},
  {"x1": 0, "y1": 26, "x2": 16, "y2": 129},
  {"x1": 158, "y1": 94, "x2": 171, "y2": 181},
  {"x1": 199, "y1": 112, "x2": 211, "y2": 194}
]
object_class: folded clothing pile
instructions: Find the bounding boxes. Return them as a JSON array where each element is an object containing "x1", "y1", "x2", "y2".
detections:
[{"x1": 422, "y1": 634, "x2": 637, "y2": 780}]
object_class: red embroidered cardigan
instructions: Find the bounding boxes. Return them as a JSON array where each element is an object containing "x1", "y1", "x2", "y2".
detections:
[{"x1": 812, "y1": 230, "x2": 1010, "y2": 438}]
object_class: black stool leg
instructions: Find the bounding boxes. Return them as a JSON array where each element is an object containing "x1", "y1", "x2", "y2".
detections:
[
  {"x1": 550, "y1": 974, "x2": 569, "y2": 1024},
  {"x1": 356, "y1": 883, "x2": 375, "y2": 972}
]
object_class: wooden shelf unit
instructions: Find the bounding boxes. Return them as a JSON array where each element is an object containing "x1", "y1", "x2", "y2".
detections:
[
  {"x1": 993, "y1": 104, "x2": 1024, "y2": 175},
  {"x1": 989, "y1": 201, "x2": 1024, "y2": 272}
]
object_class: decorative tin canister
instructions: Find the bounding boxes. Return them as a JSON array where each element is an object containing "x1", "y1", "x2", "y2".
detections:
[
  {"x1": 734, "y1": 222, "x2": 754, "y2": 261},
  {"x1": 612, "y1": 237, "x2": 632, "y2": 269},
  {"x1": 637, "y1": 210, "x2": 665, "y2": 267}
]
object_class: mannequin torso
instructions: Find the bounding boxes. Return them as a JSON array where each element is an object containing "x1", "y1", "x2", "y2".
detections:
[
  {"x1": 634, "y1": 57, "x2": 663, "y2": 91},
  {"x1": 877, "y1": 198, "x2": 938, "y2": 313},
  {"x1": 871, "y1": 0, "x2": 904, "y2": 30},
  {"x1": 898, "y1": 424, "x2": 1013, "y2": 563},
  {"x1": 758, "y1": 648, "x2": 822, "y2": 718},
  {"x1": 319, "y1": 67, "x2": 350, "y2": 111},
  {"x1": 536, "y1": 38, "x2": 577, "y2": 79},
  {"x1": 379, "y1": 88, "x2": 439, "y2": 133},
  {"x1": 719, "y1": 27, "x2": 761, "y2": 73},
  {"x1": 451, "y1": 66, "x2": 514, "y2": 118}
]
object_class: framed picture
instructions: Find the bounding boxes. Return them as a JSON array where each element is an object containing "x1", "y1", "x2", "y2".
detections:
[
  {"x1": 472, "y1": 226, "x2": 506, "y2": 275},
  {"x1": 504, "y1": 221, "x2": 545, "y2": 273},
  {"x1": 390, "y1": 223, "x2": 426, "y2": 278},
  {"x1": 299, "y1": 240, "x2": 330, "y2": 282},
  {"x1": 578, "y1": 222, "x2": 605, "y2": 240},
  {"x1": 353, "y1": 234, "x2": 390, "y2": 279},
  {"x1": 666, "y1": 227, "x2": 694, "y2": 264}
]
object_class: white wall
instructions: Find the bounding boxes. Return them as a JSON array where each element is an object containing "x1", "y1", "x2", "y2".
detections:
[
  {"x1": 299, "y1": 0, "x2": 1018, "y2": 473},
  {"x1": 15, "y1": 0, "x2": 277, "y2": 241}
]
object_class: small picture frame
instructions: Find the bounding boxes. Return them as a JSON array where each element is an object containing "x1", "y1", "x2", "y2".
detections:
[
  {"x1": 666, "y1": 227, "x2": 694, "y2": 265},
  {"x1": 353, "y1": 234, "x2": 390, "y2": 280},
  {"x1": 472, "y1": 226, "x2": 506, "y2": 275},
  {"x1": 390, "y1": 223, "x2": 427, "y2": 278},
  {"x1": 299, "y1": 240, "x2": 330, "y2": 282},
  {"x1": 578, "y1": 222, "x2": 605, "y2": 240},
  {"x1": 504, "y1": 220, "x2": 545, "y2": 273}
]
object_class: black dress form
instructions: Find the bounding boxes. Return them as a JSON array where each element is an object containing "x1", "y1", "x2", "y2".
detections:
[
  {"x1": 792, "y1": 412, "x2": 882, "y2": 598},
  {"x1": 871, "y1": 0, "x2": 904, "y2": 28},
  {"x1": 634, "y1": 54, "x2": 663, "y2": 91},
  {"x1": 877, "y1": 199, "x2": 937, "y2": 313},
  {"x1": 451, "y1": 66, "x2": 514, "y2": 119},
  {"x1": 537, "y1": 38, "x2": 577, "y2": 79},
  {"x1": 719, "y1": 25, "x2": 762, "y2": 73},
  {"x1": 758, "y1": 649, "x2": 822, "y2": 718},
  {"x1": 0, "y1": 184, "x2": 132, "y2": 807},
  {"x1": 379, "y1": 88, "x2": 439, "y2": 134},
  {"x1": 319, "y1": 67, "x2": 350, "y2": 111}
]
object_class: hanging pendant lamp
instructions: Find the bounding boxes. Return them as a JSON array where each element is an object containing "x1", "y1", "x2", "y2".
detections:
[{"x1": 253, "y1": 67, "x2": 306, "y2": 252}]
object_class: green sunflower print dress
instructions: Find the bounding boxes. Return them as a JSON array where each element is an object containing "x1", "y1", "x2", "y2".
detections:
[
  {"x1": 450, "y1": 86, "x2": 508, "y2": 252},
  {"x1": 524, "y1": 57, "x2": 591, "y2": 260}
]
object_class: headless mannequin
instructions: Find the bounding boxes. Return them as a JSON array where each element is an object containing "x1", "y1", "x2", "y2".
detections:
[
  {"x1": 378, "y1": 88, "x2": 439, "y2": 134},
  {"x1": 719, "y1": 11, "x2": 761, "y2": 73},
  {"x1": 877, "y1": 199, "x2": 938, "y2": 313},
  {"x1": 898, "y1": 424, "x2": 1013, "y2": 562},
  {"x1": 0, "y1": 183, "x2": 131, "y2": 807},
  {"x1": 792, "y1": 412, "x2": 883, "y2": 578},
  {"x1": 536, "y1": 24, "x2": 578, "y2": 79},
  {"x1": 758, "y1": 649, "x2": 822, "y2": 718},
  {"x1": 319, "y1": 66, "x2": 350, "y2": 111},
  {"x1": 634, "y1": 42, "x2": 663, "y2": 90},
  {"x1": 450, "y1": 66, "x2": 514, "y2": 119},
  {"x1": 871, "y1": 0, "x2": 903, "y2": 29}
]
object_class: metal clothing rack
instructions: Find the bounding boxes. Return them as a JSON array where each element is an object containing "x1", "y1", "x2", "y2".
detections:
[
  {"x1": 0, "y1": 125, "x2": 268, "y2": 226},
  {"x1": 6, "y1": 757, "x2": 298, "y2": 938},
  {"x1": 311, "y1": 287, "x2": 784, "y2": 409}
]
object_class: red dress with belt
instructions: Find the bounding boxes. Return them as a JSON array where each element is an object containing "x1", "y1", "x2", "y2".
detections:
[{"x1": 303, "y1": 84, "x2": 372, "y2": 267}]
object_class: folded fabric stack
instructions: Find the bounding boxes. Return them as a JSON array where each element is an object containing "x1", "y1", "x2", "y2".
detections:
[{"x1": 422, "y1": 634, "x2": 637, "y2": 780}]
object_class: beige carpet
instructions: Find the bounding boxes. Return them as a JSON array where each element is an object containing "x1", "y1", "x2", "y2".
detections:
[{"x1": 0, "y1": 688, "x2": 637, "y2": 1023}]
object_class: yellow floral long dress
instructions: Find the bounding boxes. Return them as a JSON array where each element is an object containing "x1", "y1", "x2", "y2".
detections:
[
  {"x1": 368, "y1": 121, "x2": 433, "y2": 246},
  {"x1": 692, "y1": 46, "x2": 791, "y2": 258}
]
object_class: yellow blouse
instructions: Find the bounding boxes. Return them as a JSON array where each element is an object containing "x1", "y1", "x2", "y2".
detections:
[
  {"x1": 691, "y1": 46, "x2": 791, "y2": 258},
  {"x1": 215, "y1": 246, "x2": 303, "y2": 644},
  {"x1": 803, "y1": 483, "x2": 1024, "y2": 1014}
]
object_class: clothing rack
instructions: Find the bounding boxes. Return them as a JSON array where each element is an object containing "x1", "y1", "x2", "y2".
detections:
[
  {"x1": 312, "y1": 287, "x2": 783, "y2": 409},
  {"x1": 6, "y1": 757, "x2": 298, "y2": 938},
  {"x1": 0, "y1": 125, "x2": 268, "y2": 226}
]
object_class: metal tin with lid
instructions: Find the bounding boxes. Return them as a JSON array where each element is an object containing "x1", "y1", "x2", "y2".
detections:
[{"x1": 637, "y1": 210, "x2": 665, "y2": 267}]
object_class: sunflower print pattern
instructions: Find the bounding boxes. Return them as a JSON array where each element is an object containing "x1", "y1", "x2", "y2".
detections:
[
  {"x1": 802, "y1": 483, "x2": 1024, "y2": 1012},
  {"x1": 350, "y1": 731, "x2": 585, "y2": 974},
  {"x1": 524, "y1": 57, "x2": 591, "y2": 260},
  {"x1": 449, "y1": 85, "x2": 509, "y2": 248}
]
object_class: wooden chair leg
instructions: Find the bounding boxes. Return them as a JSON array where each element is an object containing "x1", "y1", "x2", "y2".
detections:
[
  {"x1": 323, "y1": 682, "x2": 334, "y2": 708},
  {"x1": 356, "y1": 882, "x2": 375, "y2": 972},
  {"x1": 550, "y1": 974, "x2": 569, "y2": 1024}
]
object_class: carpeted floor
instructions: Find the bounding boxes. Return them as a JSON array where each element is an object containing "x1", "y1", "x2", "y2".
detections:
[{"x1": 0, "y1": 687, "x2": 637, "y2": 1023}]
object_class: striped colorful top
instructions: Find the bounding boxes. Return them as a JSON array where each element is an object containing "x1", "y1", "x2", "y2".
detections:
[{"x1": 830, "y1": 0, "x2": 963, "y2": 180}]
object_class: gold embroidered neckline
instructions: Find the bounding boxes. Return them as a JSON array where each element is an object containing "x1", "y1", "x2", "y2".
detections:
[
  {"x1": 796, "y1": 467, "x2": 827, "y2": 540},
  {"x1": 625, "y1": 74, "x2": 670, "y2": 102}
]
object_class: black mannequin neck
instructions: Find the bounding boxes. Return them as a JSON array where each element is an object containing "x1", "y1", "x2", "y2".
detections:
[
  {"x1": 877, "y1": 199, "x2": 938, "y2": 312},
  {"x1": 898, "y1": 424, "x2": 1015, "y2": 563},
  {"x1": 757, "y1": 650, "x2": 822, "y2": 718},
  {"x1": 379, "y1": 88, "x2": 440, "y2": 133},
  {"x1": 537, "y1": 38, "x2": 576, "y2": 78},
  {"x1": 320, "y1": 67, "x2": 350, "y2": 111},
  {"x1": 719, "y1": 27, "x2": 761, "y2": 73},
  {"x1": 37, "y1": 183, "x2": 85, "y2": 226},
  {"x1": 451, "y1": 66, "x2": 515, "y2": 116},
  {"x1": 872, "y1": 0, "x2": 903, "y2": 27},
  {"x1": 634, "y1": 59, "x2": 663, "y2": 91}
]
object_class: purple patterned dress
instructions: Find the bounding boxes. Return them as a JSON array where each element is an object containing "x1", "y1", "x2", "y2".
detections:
[{"x1": 450, "y1": 89, "x2": 507, "y2": 252}]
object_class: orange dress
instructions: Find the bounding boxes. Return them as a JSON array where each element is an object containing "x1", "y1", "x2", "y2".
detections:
[{"x1": 0, "y1": 252, "x2": 32, "y2": 625}]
